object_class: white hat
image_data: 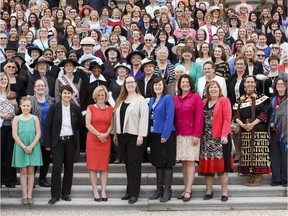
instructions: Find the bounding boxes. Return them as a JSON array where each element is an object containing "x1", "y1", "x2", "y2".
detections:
[{"x1": 172, "y1": 43, "x2": 185, "y2": 55}]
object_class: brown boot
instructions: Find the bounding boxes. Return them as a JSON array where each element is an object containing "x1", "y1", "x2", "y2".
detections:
[
  {"x1": 245, "y1": 174, "x2": 262, "y2": 187},
  {"x1": 244, "y1": 174, "x2": 255, "y2": 186}
]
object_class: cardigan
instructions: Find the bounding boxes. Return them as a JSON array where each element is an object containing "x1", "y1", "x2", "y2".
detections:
[
  {"x1": 202, "y1": 97, "x2": 232, "y2": 138},
  {"x1": 149, "y1": 94, "x2": 175, "y2": 139},
  {"x1": 197, "y1": 75, "x2": 227, "y2": 99},
  {"x1": 174, "y1": 91, "x2": 204, "y2": 137},
  {"x1": 113, "y1": 94, "x2": 149, "y2": 137}
]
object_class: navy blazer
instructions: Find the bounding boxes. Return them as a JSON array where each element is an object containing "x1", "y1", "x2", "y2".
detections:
[
  {"x1": 44, "y1": 102, "x2": 84, "y2": 161},
  {"x1": 149, "y1": 94, "x2": 175, "y2": 139}
]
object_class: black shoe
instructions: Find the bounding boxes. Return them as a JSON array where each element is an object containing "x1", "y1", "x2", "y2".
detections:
[
  {"x1": 101, "y1": 197, "x2": 108, "y2": 202},
  {"x1": 61, "y1": 195, "x2": 71, "y2": 201},
  {"x1": 128, "y1": 197, "x2": 138, "y2": 204},
  {"x1": 6, "y1": 184, "x2": 15, "y2": 188},
  {"x1": 282, "y1": 181, "x2": 287, "y2": 187},
  {"x1": 271, "y1": 181, "x2": 282, "y2": 186},
  {"x1": 121, "y1": 194, "x2": 131, "y2": 200},
  {"x1": 203, "y1": 192, "x2": 213, "y2": 200},
  {"x1": 221, "y1": 195, "x2": 228, "y2": 202},
  {"x1": 39, "y1": 179, "x2": 51, "y2": 187},
  {"x1": 94, "y1": 197, "x2": 101, "y2": 202},
  {"x1": 48, "y1": 198, "x2": 59, "y2": 205}
]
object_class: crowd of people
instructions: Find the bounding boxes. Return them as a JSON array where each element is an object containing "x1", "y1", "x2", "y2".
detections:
[{"x1": 0, "y1": 0, "x2": 287, "y2": 206}]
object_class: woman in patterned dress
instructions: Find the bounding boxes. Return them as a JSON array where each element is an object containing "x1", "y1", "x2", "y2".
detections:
[
  {"x1": 234, "y1": 75, "x2": 270, "y2": 186},
  {"x1": 198, "y1": 80, "x2": 233, "y2": 202},
  {"x1": 174, "y1": 74, "x2": 204, "y2": 202}
]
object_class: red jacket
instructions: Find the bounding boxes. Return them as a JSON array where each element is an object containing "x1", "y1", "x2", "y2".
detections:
[
  {"x1": 202, "y1": 97, "x2": 232, "y2": 138},
  {"x1": 174, "y1": 92, "x2": 204, "y2": 137}
]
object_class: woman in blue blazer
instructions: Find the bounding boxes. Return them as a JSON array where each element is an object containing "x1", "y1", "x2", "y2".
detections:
[{"x1": 148, "y1": 77, "x2": 176, "y2": 203}]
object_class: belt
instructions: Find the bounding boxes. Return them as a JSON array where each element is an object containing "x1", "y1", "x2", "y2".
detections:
[{"x1": 59, "y1": 135, "x2": 73, "y2": 141}]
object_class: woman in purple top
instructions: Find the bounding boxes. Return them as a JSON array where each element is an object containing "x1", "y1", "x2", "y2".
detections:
[
  {"x1": 126, "y1": 51, "x2": 145, "y2": 79},
  {"x1": 174, "y1": 74, "x2": 204, "y2": 202}
]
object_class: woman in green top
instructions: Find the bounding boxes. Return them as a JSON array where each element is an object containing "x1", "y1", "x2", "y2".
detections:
[{"x1": 175, "y1": 45, "x2": 202, "y2": 91}]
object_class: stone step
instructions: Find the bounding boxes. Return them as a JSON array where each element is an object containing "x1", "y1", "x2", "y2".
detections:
[
  {"x1": 48, "y1": 162, "x2": 239, "y2": 173},
  {"x1": 2, "y1": 185, "x2": 287, "y2": 199},
  {"x1": 1, "y1": 197, "x2": 287, "y2": 211},
  {"x1": 18, "y1": 173, "x2": 272, "y2": 185}
]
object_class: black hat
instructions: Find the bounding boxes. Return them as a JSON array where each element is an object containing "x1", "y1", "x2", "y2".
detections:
[
  {"x1": 29, "y1": 57, "x2": 54, "y2": 68},
  {"x1": 4, "y1": 42, "x2": 18, "y2": 52},
  {"x1": 104, "y1": 46, "x2": 121, "y2": 59},
  {"x1": 58, "y1": 59, "x2": 80, "y2": 67},
  {"x1": 89, "y1": 60, "x2": 105, "y2": 71},
  {"x1": 28, "y1": 45, "x2": 43, "y2": 57},
  {"x1": 12, "y1": 53, "x2": 25, "y2": 63},
  {"x1": 126, "y1": 51, "x2": 145, "y2": 65}
]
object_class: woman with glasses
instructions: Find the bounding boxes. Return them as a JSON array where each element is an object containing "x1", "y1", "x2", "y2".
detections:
[
  {"x1": 34, "y1": 27, "x2": 49, "y2": 51},
  {"x1": 31, "y1": 79, "x2": 54, "y2": 188},
  {"x1": 113, "y1": 76, "x2": 149, "y2": 204},
  {"x1": 53, "y1": 45, "x2": 67, "y2": 66},
  {"x1": 140, "y1": 33, "x2": 156, "y2": 60}
]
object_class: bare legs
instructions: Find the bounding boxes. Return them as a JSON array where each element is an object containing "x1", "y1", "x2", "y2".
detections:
[
  {"x1": 204, "y1": 172, "x2": 228, "y2": 196},
  {"x1": 89, "y1": 170, "x2": 108, "y2": 198},
  {"x1": 20, "y1": 166, "x2": 35, "y2": 199},
  {"x1": 182, "y1": 161, "x2": 196, "y2": 198}
]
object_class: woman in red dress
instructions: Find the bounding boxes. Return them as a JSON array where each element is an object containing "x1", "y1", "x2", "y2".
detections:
[{"x1": 86, "y1": 86, "x2": 114, "y2": 202}]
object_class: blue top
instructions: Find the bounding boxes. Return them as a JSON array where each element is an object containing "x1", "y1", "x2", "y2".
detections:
[
  {"x1": 149, "y1": 94, "x2": 175, "y2": 139},
  {"x1": 38, "y1": 100, "x2": 50, "y2": 137}
]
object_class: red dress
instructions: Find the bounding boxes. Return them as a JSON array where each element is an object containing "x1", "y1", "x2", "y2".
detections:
[{"x1": 86, "y1": 105, "x2": 113, "y2": 171}]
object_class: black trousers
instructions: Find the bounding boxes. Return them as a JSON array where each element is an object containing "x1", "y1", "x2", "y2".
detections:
[
  {"x1": 118, "y1": 134, "x2": 146, "y2": 197},
  {"x1": 51, "y1": 138, "x2": 75, "y2": 198},
  {"x1": 39, "y1": 146, "x2": 51, "y2": 181},
  {"x1": 1, "y1": 126, "x2": 16, "y2": 186},
  {"x1": 269, "y1": 132, "x2": 288, "y2": 182}
]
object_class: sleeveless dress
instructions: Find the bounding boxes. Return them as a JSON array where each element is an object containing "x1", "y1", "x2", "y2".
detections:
[
  {"x1": 11, "y1": 117, "x2": 43, "y2": 168},
  {"x1": 86, "y1": 105, "x2": 113, "y2": 171}
]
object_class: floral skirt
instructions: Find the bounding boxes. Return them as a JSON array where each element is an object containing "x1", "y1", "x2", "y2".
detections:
[{"x1": 176, "y1": 136, "x2": 200, "y2": 161}]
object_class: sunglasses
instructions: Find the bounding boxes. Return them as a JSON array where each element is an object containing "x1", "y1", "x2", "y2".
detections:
[
  {"x1": 7, "y1": 65, "x2": 16, "y2": 69},
  {"x1": 145, "y1": 39, "x2": 152, "y2": 41},
  {"x1": 57, "y1": 51, "x2": 65, "y2": 53},
  {"x1": 257, "y1": 54, "x2": 265, "y2": 57},
  {"x1": 272, "y1": 47, "x2": 279, "y2": 49}
]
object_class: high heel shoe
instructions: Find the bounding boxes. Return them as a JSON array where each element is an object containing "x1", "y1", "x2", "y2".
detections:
[
  {"x1": 203, "y1": 192, "x2": 213, "y2": 200},
  {"x1": 182, "y1": 191, "x2": 191, "y2": 202}
]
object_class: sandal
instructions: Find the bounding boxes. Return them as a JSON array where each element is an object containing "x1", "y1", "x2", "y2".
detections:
[{"x1": 183, "y1": 191, "x2": 191, "y2": 202}]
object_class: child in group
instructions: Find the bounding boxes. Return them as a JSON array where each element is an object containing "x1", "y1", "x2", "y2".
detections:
[{"x1": 12, "y1": 97, "x2": 42, "y2": 205}]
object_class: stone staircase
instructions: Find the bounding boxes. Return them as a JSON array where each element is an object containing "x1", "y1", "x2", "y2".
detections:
[{"x1": 1, "y1": 153, "x2": 287, "y2": 211}]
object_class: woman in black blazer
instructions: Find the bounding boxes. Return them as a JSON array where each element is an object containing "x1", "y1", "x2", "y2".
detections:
[{"x1": 44, "y1": 85, "x2": 83, "y2": 205}]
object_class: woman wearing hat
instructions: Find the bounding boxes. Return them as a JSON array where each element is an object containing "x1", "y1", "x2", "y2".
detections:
[
  {"x1": 27, "y1": 57, "x2": 55, "y2": 97},
  {"x1": 126, "y1": 50, "x2": 145, "y2": 79},
  {"x1": 12, "y1": 53, "x2": 30, "y2": 91},
  {"x1": 227, "y1": 15, "x2": 241, "y2": 41},
  {"x1": 209, "y1": 6, "x2": 223, "y2": 26},
  {"x1": 80, "y1": 37, "x2": 96, "y2": 56},
  {"x1": 102, "y1": 46, "x2": 121, "y2": 79},
  {"x1": 172, "y1": 43, "x2": 185, "y2": 64},
  {"x1": 3, "y1": 59, "x2": 26, "y2": 101},
  {"x1": 55, "y1": 59, "x2": 82, "y2": 106}
]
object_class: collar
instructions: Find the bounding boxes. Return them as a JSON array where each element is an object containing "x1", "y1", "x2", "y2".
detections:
[{"x1": 89, "y1": 74, "x2": 106, "y2": 83}]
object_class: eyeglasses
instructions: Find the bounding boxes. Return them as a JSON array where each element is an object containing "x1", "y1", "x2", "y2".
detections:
[
  {"x1": 176, "y1": 11, "x2": 182, "y2": 13},
  {"x1": 272, "y1": 47, "x2": 279, "y2": 49},
  {"x1": 126, "y1": 81, "x2": 136, "y2": 85},
  {"x1": 276, "y1": 83, "x2": 285, "y2": 86},
  {"x1": 34, "y1": 85, "x2": 45, "y2": 88},
  {"x1": 101, "y1": 40, "x2": 108, "y2": 42},
  {"x1": 57, "y1": 51, "x2": 65, "y2": 53},
  {"x1": 7, "y1": 65, "x2": 16, "y2": 69},
  {"x1": 145, "y1": 39, "x2": 152, "y2": 41},
  {"x1": 0, "y1": 37, "x2": 7, "y2": 39},
  {"x1": 257, "y1": 54, "x2": 265, "y2": 57}
]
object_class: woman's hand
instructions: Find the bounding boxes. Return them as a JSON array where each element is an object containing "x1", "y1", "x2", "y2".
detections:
[
  {"x1": 244, "y1": 123, "x2": 254, "y2": 132},
  {"x1": 220, "y1": 136, "x2": 228, "y2": 144},
  {"x1": 192, "y1": 136, "x2": 200, "y2": 146},
  {"x1": 1, "y1": 113, "x2": 13, "y2": 120},
  {"x1": 113, "y1": 134, "x2": 118, "y2": 145},
  {"x1": 161, "y1": 138, "x2": 167, "y2": 143},
  {"x1": 97, "y1": 133, "x2": 107, "y2": 143},
  {"x1": 25, "y1": 145, "x2": 33, "y2": 154},
  {"x1": 136, "y1": 136, "x2": 143, "y2": 146}
]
